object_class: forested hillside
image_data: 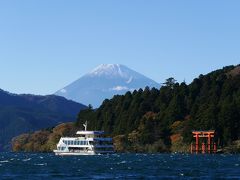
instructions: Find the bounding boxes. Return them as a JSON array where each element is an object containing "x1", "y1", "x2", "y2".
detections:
[
  {"x1": 75, "y1": 65, "x2": 240, "y2": 151},
  {"x1": 12, "y1": 65, "x2": 240, "y2": 153}
]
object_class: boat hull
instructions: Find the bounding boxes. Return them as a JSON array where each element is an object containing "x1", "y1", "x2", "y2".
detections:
[
  {"x1": 54, "y1": 151, "x2": 95, "y2": 156},
  {"x1": 53, "y1": 150, "x2": 114, "y2": 156}
]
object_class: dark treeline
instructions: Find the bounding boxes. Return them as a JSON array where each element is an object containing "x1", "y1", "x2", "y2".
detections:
[{"x1": 76, "y1": 65, "x2": 240, "y2": 152}]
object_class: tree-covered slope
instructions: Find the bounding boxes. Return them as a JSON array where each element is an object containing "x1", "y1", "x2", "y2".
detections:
[{"x1": 76, "y1": 65, "x2": 240, "y2": 151}]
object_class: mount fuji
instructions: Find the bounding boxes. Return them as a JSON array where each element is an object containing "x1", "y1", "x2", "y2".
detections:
[{"x1": 55, "y1": 64, "x2": 160, "y2": 107}]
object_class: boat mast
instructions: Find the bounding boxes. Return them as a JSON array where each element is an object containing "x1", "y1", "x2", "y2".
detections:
[{"x1": 83, "y1": 121, "x2": 88, "y2": 131}]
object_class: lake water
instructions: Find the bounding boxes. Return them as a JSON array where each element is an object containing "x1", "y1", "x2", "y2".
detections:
[{"x1": 0, "y1": 152, "x2": 239, "y2": 179}]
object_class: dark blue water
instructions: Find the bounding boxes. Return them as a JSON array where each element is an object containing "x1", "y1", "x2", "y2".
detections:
[{"x1": 0, "y1": 153, "x2": 239, "y2": 179}]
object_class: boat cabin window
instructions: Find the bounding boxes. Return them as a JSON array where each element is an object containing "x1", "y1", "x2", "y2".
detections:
[
  {"x1": 58, "y1": 147, "x2": 65, "y2": 151},
  {"x1": 63, "y1": 140, "x2": 89, "y2": 146}
]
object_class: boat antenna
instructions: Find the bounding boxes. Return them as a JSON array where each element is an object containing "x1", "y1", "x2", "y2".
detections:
[{"x1": 83, "y1": 121, "x2": 87, "y2": 131}]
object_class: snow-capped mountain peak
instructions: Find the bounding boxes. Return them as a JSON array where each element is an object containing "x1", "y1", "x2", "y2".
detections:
[
  {"x1": 88, "y1": 64, "x2": 132, "y2": 78},
  {"x1": 55, "y1": 64, "x2": 160, "y2": 107}
]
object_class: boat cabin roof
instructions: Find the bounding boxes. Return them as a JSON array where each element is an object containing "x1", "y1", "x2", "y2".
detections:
[{"x1": 76, "y1": 131, "x2": 105, "y2": 135}]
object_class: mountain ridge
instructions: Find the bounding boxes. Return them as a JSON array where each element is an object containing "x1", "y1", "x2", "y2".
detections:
[{"x1": 0, "y1": 89, "x2": 87, "y2": 150}]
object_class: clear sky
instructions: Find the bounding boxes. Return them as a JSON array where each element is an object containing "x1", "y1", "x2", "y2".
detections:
[{"x1": 0, "y1": 0, "x2": 240, "y2": 95}]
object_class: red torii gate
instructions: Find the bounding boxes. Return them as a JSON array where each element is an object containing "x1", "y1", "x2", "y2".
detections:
[{"x1": 191, "y1": 130, "x2": 217, "y2": 154}]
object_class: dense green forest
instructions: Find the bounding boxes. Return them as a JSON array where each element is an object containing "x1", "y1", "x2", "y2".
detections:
[{"x1": 12, "y1": 65, "x2": 240, "y2": 152}]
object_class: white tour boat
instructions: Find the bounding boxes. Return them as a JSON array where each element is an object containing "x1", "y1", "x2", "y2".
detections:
[{"x1": 53, "y1": 122, "x2": 114, "y2": 155}]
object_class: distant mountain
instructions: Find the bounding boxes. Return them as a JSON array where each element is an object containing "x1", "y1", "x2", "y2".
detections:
[
  {"x1": 0, "y1": 89, "x2": 87, "y2": 150},
  {"x1": 55, "y1": 64, "x2": 161, "y2": 107}
]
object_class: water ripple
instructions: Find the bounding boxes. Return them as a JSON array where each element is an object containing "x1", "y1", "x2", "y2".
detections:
[{"x1": 0, "y1": 153, "x2": 239, "y2": 179}]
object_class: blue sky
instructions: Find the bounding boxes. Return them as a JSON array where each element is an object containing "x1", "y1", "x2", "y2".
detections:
[{"x1": 0, "y1": 0, "x2": 240, "y2": 95}]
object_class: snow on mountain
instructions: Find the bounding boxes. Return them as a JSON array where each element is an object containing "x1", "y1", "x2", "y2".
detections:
[
  {"x1": 55, "y1": 64, "x2": 160, "y2": 107},
  {"x1": 88, "y1": 64, "x2": 127, "y2": 78}
]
